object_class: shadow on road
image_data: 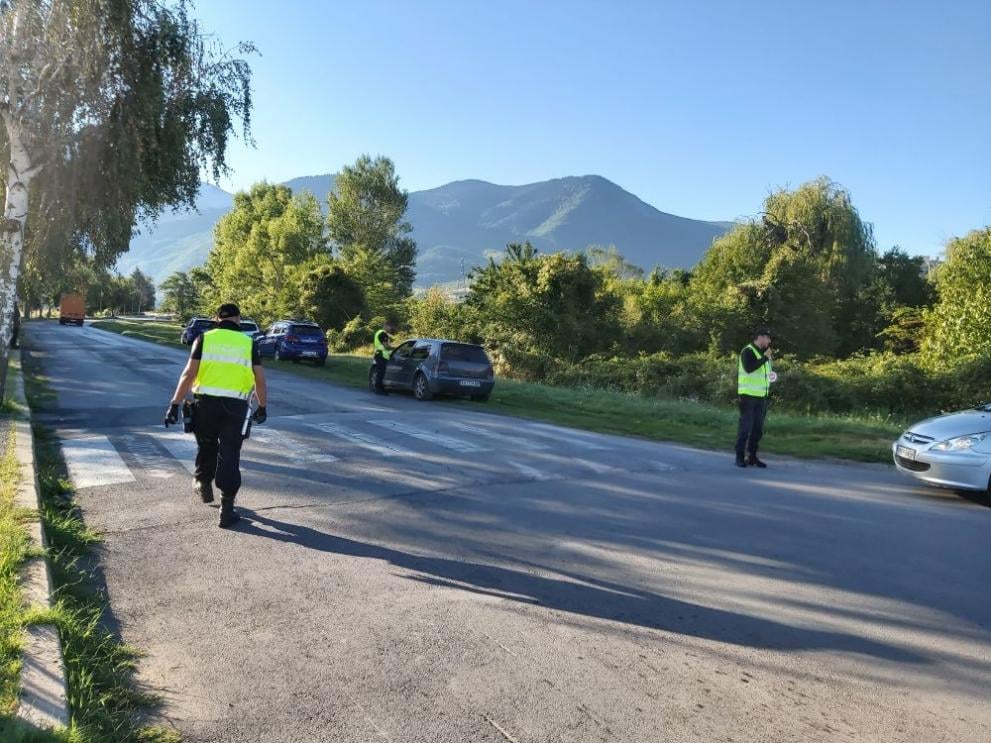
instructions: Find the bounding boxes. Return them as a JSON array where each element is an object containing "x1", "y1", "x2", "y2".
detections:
[{"x1": 236, "y1": 508, "x2": 924, "y2": 664}]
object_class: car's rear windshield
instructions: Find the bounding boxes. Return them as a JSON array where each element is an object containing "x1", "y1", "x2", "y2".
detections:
[
  {"x1": 194, "y1": 320, "x2": 215, "y2": 329},
  {"x1": 240, "y1": 322, "x2": 258, "y2": 332},
  {"x1": 291, "y1": 324, "x2": 323, "y2": 336},
  {"x1": 441, "y1": 343, "x2": 488, "y2": 363}
]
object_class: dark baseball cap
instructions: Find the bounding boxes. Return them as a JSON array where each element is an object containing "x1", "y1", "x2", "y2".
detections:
[
  {"x1": 754, "y1": 328, "x2": 772, "y2": 338},
  {"x1": 217, "y1": 303, "x2": 241, "y2": 319}
]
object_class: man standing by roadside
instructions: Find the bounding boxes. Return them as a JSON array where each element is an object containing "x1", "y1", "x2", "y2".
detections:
[
  {"x1": 165, "y1": 303, "x2": 268, "y2": 527},
  {"x1": 736, "y1": 329, "x2": 773, "y2": 469},
  {"x1": 372, "y1": 321, "x2": 396, "y2": 395}
]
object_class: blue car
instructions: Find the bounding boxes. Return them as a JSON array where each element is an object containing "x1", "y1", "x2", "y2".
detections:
[
  {"x1": 180, "y1": 317, "x2": 216, "y2": 345},
  {"x1": 257, "y1": 320, "x2": 328, "y2": 366},
  {"x1": 369, "y1": 338, "x2": 495, "y2": 401}
]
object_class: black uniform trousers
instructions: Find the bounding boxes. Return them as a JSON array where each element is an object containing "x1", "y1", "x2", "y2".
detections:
[
  {"x1": 193, "y1": 395, "x2": 248, "y2": 497},
  {"x1": 373, "y1": 352, "x2": 388, "y2": 393},
  {"x1": 735, "y1": 395, "x2": 767, "y2": 456}
]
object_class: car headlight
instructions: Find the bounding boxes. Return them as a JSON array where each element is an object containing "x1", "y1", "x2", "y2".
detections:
[{"x1": 930, "y1": 433, "x2": 988, "y2": 452}]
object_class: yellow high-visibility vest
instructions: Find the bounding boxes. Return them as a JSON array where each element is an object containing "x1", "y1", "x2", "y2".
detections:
[
  {"x1": 193, "y1": 329, "x2": 254, "y2": 400},
  {"x1": 737, "y1": 344, "x2": 771, "y2": 398},
  {"x1": 374, "y1": 329, "x2": 392, "y2": 360}
]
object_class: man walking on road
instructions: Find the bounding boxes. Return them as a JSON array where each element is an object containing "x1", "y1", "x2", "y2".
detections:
[
  {"x1": 372, "y1": 321, "x2": 396, "y2": 395},
  {"x1": 736, "y1": 329, "x2": 773, "y2": 469},
  {"x1": 166, "y1": 303, "x2": 268, "y2": 527}
]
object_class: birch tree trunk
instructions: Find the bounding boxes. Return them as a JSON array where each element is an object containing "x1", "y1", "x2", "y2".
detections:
[{"x1": 0, "y1": 121, "x2": 36, "y2": 401}]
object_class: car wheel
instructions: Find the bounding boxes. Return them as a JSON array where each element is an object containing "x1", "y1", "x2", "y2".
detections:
[
  {"x1": 471, "y1": 394, "x2": 490, "y2": 402},
  {"x1": 414, "y1": 373, "x2": 433, "y2": 401},
  {"x1": 314, "y1": 357, "x2": 326, "y2": 367},
  {"x1": 274, "y1": 347, "x2": 285, "y2": 362}
]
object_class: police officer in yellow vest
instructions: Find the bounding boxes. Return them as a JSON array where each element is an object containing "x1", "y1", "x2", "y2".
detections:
[
  {"x1": 165, "y1": 304, "x2": 268, "y2": 527},
  {"x1": 736, "y1": 329, "x2": 773, "y2": 469},
  {"x1": 372, "y1": 321, "x2": 396, "y2": 395}
]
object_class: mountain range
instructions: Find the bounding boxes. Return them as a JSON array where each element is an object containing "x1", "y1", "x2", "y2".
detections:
[{"x1": 117, "y1": 175, "x2": 733, "y2": 288}]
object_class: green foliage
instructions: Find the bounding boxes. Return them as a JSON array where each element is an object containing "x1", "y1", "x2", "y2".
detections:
[
  {"x1": 922, "y1": 227, "x2": 991, "y2": 360},
  {"x1": 407, "y1": 288, "x2": 475, "y2": 342},
  {"x1": 297, "y1": 258, "x2": 366, "y2": 330},
  {"x1": 206, "y1": 183, "x2": 328, "y2": 325},
  {"x1": 328, "y1": 156, "x2": 417, "y2": 318},
  {"x1": 159, "y1": 271, "x2": 200, "y2": 321}
]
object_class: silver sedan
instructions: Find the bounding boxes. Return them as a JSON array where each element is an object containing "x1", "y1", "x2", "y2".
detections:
[{"x1": 893, "y1": 405, "x2": 991, "y2": 492}]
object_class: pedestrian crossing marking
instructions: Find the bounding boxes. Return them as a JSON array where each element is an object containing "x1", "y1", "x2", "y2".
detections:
[
  {"x1": 520, "y1": 422, "x2": 611, "y2": 451},
  {"x1": 447, "y1": 421, "x2": 550, "y2": 450},
  {"x1": 117, "y1": 434, "x2": 176, "y2": 479},
  {"x1": 306, "y1": 422, "x2": 414, "y2": 457},
  {"x1": 146, "y1": 430, "x2": 198, "y2": 474},
  {"x1": 507, "y1": 460, "x2": 552, "y2": 481},
  {"x1": 368, "y1": 419, "x2": 482, "y2": 453},
  {"x1": 249, "y1": 427, "x2": 339, "y2": 464},
  {"x1": 61, "y1": 435, "x2": 136, "y2": 489}
]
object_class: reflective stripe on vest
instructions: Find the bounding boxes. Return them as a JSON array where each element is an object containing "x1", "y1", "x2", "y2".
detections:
[
  {"x1": 193, "y1": 329, "x2": 254, "y2": 400},
  {"x1": 374, "y1": 329, "x2": 391, "y2": 359},
  {"x1": 738, "y1": 344, "x2": 771, "y2": 398}
]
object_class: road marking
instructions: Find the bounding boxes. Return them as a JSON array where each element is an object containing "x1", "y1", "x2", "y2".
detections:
[
  {"x1": 575, "y1": 458, "x2": 616, "y2": 475},
  {"x1": 249, "y1": 427, "x2": 339, "y2": 464},
  {"x1": 307, "y1": 422, "x2": 414, "y2": 457},
  {"x1": 368, "y1": 419, "x2": 482, "y2": 453},
  {"x1": 116, "y1": 434, "x2": 176, "y2": 479},
  {"x1": 521, "y1": 422, "x2": 610, "y2": 450},
  {"x1": 652, "y1": 461, "x2": 676, "y2": 472},
  {"x1": 61, "y1": 435, "x2": 136, "y2": 489},
  {"x1": 447, "y1": 421, "x2": 550, "y2": 450},
  {"x1": 145, "y1": 430, "x2": 199, "y2": 474},
  {"x1": 507, "y1": 460, "x2": 552, "y2": 481}
]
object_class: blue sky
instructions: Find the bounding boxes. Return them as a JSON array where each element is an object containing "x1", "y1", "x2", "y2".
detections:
[{"x1": 194, "y1": 0, "x2": 989, "y2": 257}]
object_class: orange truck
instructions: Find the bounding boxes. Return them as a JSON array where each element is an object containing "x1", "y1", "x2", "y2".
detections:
[{"x1": 58, "y1": 293, "x2": 85, "y2": 326}]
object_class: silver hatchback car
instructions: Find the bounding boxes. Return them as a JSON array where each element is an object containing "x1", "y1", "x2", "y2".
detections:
[{"x1": 893, "y1": 404, "x2": 991, "y2": 492}]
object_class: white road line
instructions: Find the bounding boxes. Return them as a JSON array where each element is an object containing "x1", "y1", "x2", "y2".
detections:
[
  {"x1": 116, "y1": 434, "x2": 176, "y2": 479},
  {"x1": 507, "y1": 460, "x2": 552, "y2": 481},
  {"x1": 307, "y1": 422, "x2": 414, "y2": 457},
  {"x1": 249, "y1": 428, "x2": 339, "y2": 464},
  {"x1": 61, "y1": 435, "x2": 136, "y2": 489},
  {"x1": 575, "y1": 458, "x2": 616, "y2": 475},
  {"x1": 146, "y1": 430, "x2": 199, "y2": 474},
  {"x1": 368, "y1": 419, "x2": 482, "y2": 453},
  {"x1": 520, "y1": 422, "x2": 610, "y2": 450},
  {"x1": 447, "y1": 421, "x2": 550, "y2": 450}
]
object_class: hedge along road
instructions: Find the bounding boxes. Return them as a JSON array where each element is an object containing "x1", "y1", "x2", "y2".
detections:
[{"x1": 21, "y1": 319, "x2": 991, "y2": 742}]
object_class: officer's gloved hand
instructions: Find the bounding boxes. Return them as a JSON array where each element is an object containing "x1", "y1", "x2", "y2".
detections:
[
  {"x1": 251, "y1": 406, "x2": 267, "y2": 425},
  {"x1": 164, "y1": 403, "x2": 180, "y2": 427}
]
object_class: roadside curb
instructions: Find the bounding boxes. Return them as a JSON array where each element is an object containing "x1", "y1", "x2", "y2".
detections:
[{"x1": 9, "y1": 351, "x2": 71, "y2": 731}]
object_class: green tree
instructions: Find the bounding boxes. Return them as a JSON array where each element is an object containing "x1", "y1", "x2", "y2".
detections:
[
  {"x1": 160, "y1": 271, "x2": 200, "y2": 321},
  {"x1": 0, "y1": 0, "x2": 253, "y2": 397},
  {"x1": 297, "y1": 258, "x2": 366, "y2": 331},
  {"x1": 328, "y1": 156, "x2": 417, "y2": 318},
  {"x1": 922, "y1": 227, "x2": 991, "y2": 360},
  {"x1": 130, "y1": 268, "x2": 155, "y2": 313},
  {"x1": 206, "y1": 183, "x2": 328, "y2": 324}
]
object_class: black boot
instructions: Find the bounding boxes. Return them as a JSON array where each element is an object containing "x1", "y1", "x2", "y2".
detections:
[
  {"x1": 218, "y1": 495, "x2": 240, "y2": 528},
  {"x1": 747, "y1": 454, "x2": 767, "y2": 469},
  {"x1": 193, "y1": 479, "x2": 214, "y2": 503},
  {"x1": 735, "y1": 452, "x2": 747, "y2": 468}
]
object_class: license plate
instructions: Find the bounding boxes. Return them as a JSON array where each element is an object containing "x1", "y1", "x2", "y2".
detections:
[
  {"x1": 459, "y1": 380, "x2": 481, "y2": 387},
  {"x1": 896, "y1": 445, "x2": 916, "y2": 461},
  {"x1": 302, "y1": 351, "x2": 318, "y2": 357}
]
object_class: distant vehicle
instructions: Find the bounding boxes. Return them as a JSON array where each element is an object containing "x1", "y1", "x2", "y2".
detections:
[
  {"x1": 369, "y1": 338, "x2": 494, "y2": 401},
  {"x1": 894, "y1": 405, "x2": 991, "y2": 495},
  {"x1": 58, "y1": 293, "x2": 85, "y2": 326},
  {"x1": 239, "y1": 319, "x2": 260, "y2": 338},
  {"x1": 256, "y1": 320, "x2": 328, "y2": 366},
  {"x1": 180, "y1": 317, "x2": 217, "y2": 345}
]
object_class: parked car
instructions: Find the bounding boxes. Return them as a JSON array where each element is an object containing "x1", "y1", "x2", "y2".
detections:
[
  {"x1": 239, "y1": 319, "x2": 260, "y2": 339},
  {"x1": 369, "y1": 338, "x2": 495, "y2": 401},
  {"x1": 180, "y1": 317, "x2": 216, "y2": 345},
  {"x1": 893, "y1": 404, "x2": 991, "y2": 493},
  {"x1": 256, "y1": 320, "x2": 328, "y2": 365}
]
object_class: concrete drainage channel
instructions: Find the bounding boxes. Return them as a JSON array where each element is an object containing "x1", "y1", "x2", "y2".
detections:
[{"x1": 10, "y1": 352, "x2": 71, "y2": 731}]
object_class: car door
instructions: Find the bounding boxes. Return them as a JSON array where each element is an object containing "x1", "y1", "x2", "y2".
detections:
[
  {"x1": 385, "y1": 341, "x2": 414, "y2": 388},
  {"x1": 404, "y1": 342, "x2": 433, "y2": 387},
  {"x1": 258, "y1": 325, "x2": 277, "y2": 356}
]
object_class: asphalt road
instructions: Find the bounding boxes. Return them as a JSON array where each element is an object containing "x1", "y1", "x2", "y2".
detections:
[{"x1": 24, "y1": 321, "x2": 991, "y2": 743}]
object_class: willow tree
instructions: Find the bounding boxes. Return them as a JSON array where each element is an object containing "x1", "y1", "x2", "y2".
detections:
[{"x1": 0, "y1": 0, "x2": 253, "y2": 397}]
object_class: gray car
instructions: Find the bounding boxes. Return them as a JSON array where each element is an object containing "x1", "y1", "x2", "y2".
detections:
[
  {"x1": 893, "y1": 404, "x2": 991, "y2": 492},
  {"x1": 369, "y1": 338, "x2": 495, "y2": 401}
]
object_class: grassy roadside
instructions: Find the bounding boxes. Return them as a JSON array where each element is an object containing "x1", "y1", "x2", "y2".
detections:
[
  {"x1": 12, "y1": 345, "x2": 180, "y2": 743},
  {"x1": 89, "y1": 318, "x2": 902, "y2": 462}
]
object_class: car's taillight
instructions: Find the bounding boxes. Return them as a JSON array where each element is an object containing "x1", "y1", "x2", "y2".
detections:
[
  {"x1": 484, "y1": 365, "x2": 494, "y2": 379},
  {"x1": 438, "y1": 361, "x2": 450, "y2": 374},
  {"x1": 286, "y1": 335, "x2": 299, "y2": 343}
]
